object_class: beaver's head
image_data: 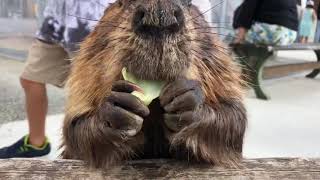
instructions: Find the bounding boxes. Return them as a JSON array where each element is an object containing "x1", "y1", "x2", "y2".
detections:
[{"x1": 91, "y1": 0, "x2": 215, "y2": 81}]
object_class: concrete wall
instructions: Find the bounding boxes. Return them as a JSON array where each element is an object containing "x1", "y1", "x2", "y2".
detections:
[
  {"x1": 0, "y1": 0, "x2": 46, "y2": 36},
  {"x1": 210, "y1": 0, "x2": 242, "y2": 42},
  {"x1": 0, "y1": 0, "x2": 36, "y2": 18}
]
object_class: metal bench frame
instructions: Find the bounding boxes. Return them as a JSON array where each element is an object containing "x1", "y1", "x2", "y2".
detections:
[{"x1": 232, "y1": 44, "x2": 320, "y2": 100}]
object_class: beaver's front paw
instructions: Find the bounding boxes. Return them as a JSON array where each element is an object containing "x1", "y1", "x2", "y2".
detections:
[
  {"x1": 101, "y1": 80, "x2": 150, "y2": 137},
  {"x1": 159, "y1": 78, "x2": 204, "y2": 132}
]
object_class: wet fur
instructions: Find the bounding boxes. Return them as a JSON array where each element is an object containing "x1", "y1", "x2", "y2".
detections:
[{"x1": 62, "y1": 0, "x2": 247, "y2": 168}]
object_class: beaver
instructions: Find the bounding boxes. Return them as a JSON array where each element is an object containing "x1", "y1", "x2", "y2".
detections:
[{"x1": 61, "y1": 0, "x2": 247, "y2": 169}]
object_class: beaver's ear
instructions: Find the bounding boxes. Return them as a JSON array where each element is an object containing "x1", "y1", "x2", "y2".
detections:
[
  {"x1": 117, "y1": 0, "x2": 124, "y2": 7},
  {"x1": 117, "y1": 0, "x2": 137, "y2": 7},
  {"x1": 117, "y1": 0, "x2": 129, "y2": 7},
  {"x1": 182, "y1": 0, "x2": 192, "y2": 7}
]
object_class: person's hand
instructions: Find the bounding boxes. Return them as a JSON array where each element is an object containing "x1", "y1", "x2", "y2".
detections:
[
  {"x1": 159, "y1": 78, "x2": 204, "y2": 132},
  {"x1": 234, "y1": 27, "x2": 247, "y2": 44}
]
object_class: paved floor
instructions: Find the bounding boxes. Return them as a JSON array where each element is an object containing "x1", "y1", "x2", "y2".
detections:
[{"x1": 244, "y1": 76, "x2": 320, "y2": 158}]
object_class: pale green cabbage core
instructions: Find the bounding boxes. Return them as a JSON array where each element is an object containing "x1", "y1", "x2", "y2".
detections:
[{"x1": 122, "y1": 68, "x2": 165, "y2": 106}]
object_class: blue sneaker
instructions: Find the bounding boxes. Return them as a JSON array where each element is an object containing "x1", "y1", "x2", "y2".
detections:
[{"x1": 0, "y1": 135, "x2": 51, "y2": 158}]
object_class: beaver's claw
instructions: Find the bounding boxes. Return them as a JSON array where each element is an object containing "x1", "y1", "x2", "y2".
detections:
[
  {"x1": 159, "y1": 78, "x2": 204, "y2": 132},
  {"x1": 101, "y1": 81, "x2": 150, "y2": 136}
]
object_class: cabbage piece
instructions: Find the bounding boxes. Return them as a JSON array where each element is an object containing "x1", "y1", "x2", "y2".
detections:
[{"x1": 122, "y1": 68, "x2": 165, "y2": 106}]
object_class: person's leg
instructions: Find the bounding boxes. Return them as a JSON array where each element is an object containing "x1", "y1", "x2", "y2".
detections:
[
  {"x1": 0, "y1": 39, "x2": 69, "y2": 158},
  {"x1": 20, "y1": 78, "x2": 47, "y2": 147},
  {"x1": 19, "y1": 39, "x2": 69, "y2": 146}
]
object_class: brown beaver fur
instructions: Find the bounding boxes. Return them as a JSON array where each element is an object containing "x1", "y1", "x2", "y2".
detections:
[{"x1": 61, "y1": 0, "x2": 247, "y2": 169}]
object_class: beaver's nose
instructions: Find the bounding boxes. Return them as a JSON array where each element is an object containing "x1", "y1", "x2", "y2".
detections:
[{"x1": 133, "y1": 5, "x2": 185, "y2": 37}]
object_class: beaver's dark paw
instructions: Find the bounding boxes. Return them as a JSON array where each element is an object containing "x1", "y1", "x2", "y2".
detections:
[
  {"x1": 100, "y1": 80, "x2": 150, "y2": 136},
  {"x1": 159, "y1": 78, "x2": 204, "y2": 132}
]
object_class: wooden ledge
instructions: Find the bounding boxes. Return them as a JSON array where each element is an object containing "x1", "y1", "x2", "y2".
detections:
[{"x1": 1, "y1": 158, "x2": 320, "y2": 179}]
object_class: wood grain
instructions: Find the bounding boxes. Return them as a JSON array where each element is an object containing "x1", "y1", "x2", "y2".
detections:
[
  {"x1": 264, "y1": 62, "x2": 320, "y2": 79},
  {"x1": 0, "y1": 158, "x2": 320, "y2": 179}
]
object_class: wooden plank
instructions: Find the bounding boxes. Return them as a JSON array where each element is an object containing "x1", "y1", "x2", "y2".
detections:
[
  {"x1": 232, "y1": 43, "x2": 320, "y2": 52},
  {"x1": 0, "y1": 158, "x2": 320, "y2": 179},
  {"x1": 263, "y1": 62, "x2": 320, "y2": 79},
  {"x1": 264, "y1": 57, "x2": 310, "y2": 67},
  {"x1": 272, "y1": 43, "x2": 320, "y2": 51}
]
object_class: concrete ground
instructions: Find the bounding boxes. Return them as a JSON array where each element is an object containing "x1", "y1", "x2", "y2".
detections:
[{"x1": 244, "y1": 76, "x2": 320, "y2": 158}]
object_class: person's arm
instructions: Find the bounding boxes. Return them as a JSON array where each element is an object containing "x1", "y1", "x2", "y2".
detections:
[
  {"x1": 234, "y1": 0, "x2": 259, "y2": 29},
  {"x1": 234, "y1": 27, "x2": 248, "y2": 44},
  {"x1": 313, "y1": 10, "x2": 317, "y2": 22},
  {"x1": 233, "y1": 0, "x2": 259, "y2": 43}
]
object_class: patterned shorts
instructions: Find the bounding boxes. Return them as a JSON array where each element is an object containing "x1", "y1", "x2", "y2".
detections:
[{"x1": 246, "y1": 22, "x2": 298, "y2": 46}]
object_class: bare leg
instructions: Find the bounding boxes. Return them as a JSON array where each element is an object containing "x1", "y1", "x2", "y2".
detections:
[
  {"x1": 301, "y1": 37, "x2": 307, "y2": 44},
  {"x1": 300, "y1": 37, "x2": 304, "y2": 43},
  {"x1": 20, "y1": 78, "x2": 48, "y2": 147}
]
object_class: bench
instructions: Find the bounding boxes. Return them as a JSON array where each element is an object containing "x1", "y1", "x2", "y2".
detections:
[
  {"x1": 232, "y1": 43, "x2": 320, "y2": 100},
  {"x1": 1, "y1": 158, "x2": 320, "y2": 179}
]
